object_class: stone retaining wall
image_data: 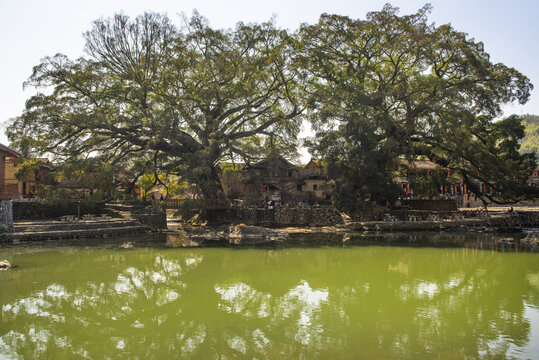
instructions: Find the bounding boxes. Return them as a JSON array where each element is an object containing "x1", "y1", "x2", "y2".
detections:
[
  {"x1": 348, "y1": 211, "x2": 539, "y2": 232},
  {"x1": 132, "y1": 213, "x2": 167, "y2": 230},
  {"x1": 13, "y1": 201, "x2": 105, "y2": 220},
  {"x1": 389, "y1": 210, "x2": 456, "y2": 221},
  {"x1": 494, "y1": 212, "x2": 539, "y2": 228},
  {"x1": 400, "y1": 199, "x2": 458, "y2": 211},
  {"x1": 236, "y1": 207, "x2": 344, "y2": 227}
]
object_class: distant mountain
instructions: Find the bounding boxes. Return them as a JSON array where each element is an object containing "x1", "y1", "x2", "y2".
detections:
[{"x1": 521, "y1": 114, "x2": 539, "y2": 154}]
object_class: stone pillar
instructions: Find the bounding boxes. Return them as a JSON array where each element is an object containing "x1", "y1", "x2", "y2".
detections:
[{"x1": 0, "y1": 200, "x2": 13, "y2": 231}]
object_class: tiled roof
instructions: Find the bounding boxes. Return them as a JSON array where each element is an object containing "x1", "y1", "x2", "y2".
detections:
[{"x1": 0, "y1": 143, "x2": 21, "y2": 158}]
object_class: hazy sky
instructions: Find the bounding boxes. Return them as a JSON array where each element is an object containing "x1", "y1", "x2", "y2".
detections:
[{"x1": 1, "y1": 0, "x2": 538, "y2": 148}]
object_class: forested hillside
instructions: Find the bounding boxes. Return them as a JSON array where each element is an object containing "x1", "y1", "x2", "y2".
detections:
[{"x1": 521, "y1": 115, "x2": 539, "y2": 154}]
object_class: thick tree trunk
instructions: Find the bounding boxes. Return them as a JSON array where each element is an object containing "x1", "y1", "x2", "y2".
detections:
[
  {"x1": 196, "y1": 165, "x2": 227, "y2": 205},
  {"x1": 189, "y1": 164, "x2": 228, "y2": 224}
]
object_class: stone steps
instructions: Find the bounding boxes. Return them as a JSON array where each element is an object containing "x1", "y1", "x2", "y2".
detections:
[
  {"x1": 3, "y1": 218, "x2": 151, "y2": 242},
  {"x1": 9, "y1": 225, "x2": 150, "y2": 242},
  {"x1": 12, "y1": 219, "x2": 140, "y2": 232}
]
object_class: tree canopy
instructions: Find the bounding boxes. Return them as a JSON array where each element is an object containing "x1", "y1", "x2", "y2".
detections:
[
  {"x1": 7, "y1": 5, "x2": 537, "y2": 210},
  {"x1": 521, "y1": 114, "x2": 539, "y2": 154},
  {"x1": 8, "y1": 12, "x2": 302, "y2": 202},
  {"x1": 298, "y1": 4, "x2": 535, "y2": 208}
]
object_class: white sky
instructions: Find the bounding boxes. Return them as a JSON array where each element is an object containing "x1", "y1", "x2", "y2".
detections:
[{"x1": 1, "y1": 0, "x2": 538, "y2": 154}]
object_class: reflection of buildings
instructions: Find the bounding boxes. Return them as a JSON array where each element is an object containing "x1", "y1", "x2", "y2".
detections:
[
  {"x1": 0, "y1": 143, "x2": 50, "y2": 199},
  {"x1": 221, "y1": 157, "x2": 327, "y2": 205}
]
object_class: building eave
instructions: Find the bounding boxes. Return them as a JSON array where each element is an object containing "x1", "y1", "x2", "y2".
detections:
[{"x1": 0, "y1": 143, "x2": 22, "y2": 158}]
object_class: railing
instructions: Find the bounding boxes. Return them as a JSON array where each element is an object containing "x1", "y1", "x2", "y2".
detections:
[{"x1": 164, "y1": 198, "x2": 183, "y2": 209}]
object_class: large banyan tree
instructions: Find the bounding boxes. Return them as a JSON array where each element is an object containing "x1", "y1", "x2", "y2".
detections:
[
  {"x1": 8, "y1": 5, "x2": 537, "y2": 209},
  {"x1": 298, "y1": 4, "x2": 536, "y2": 210},
  {"x1": 8, "y1": 12, "x2": 302, "y2": 202}
]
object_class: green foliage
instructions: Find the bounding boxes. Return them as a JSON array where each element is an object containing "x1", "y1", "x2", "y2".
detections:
[
  {"x1": 36, "y1": 185, "x2": 105, "y2": 211},
  {"x1": 407, "y1": 167, "x2": 449, "y2": 200},
  {"x1": 173, "y1": 199, "x2": 208, "y2": 224},
  {"x1": 56, "y1": 158, "x2": 118, "y2": 196},
  {"x1": 521, "y1": 114, "x2": 539, "y2": 154},
  {"x1": 14, "y1": 159, "x2": 42, "y2": 182},
  {"x1": 219, "y1": 162, "x2": 243, "y2": 176},
  {"x1": 299, "y1": 4, "x2": 536, "y2": 209},
  {"x1": 28, "y1": 156, "x2": 123, "y2": 204},
  {"x1": 136, "y1": 172, "x2": 189, "y2": 199},
  {"x1": 37, "y1": 185, "x2": 80, "y2": 204},
  {"x1": 8, "y1": 12, "x2": 302, "y2": 203},
  {"x1": 461, "y1": 115, "x2": 537, "y2": 203}
]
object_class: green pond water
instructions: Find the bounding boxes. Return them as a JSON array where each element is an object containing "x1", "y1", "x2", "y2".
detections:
[{"x1": 1, "y1": 233, "x2": 539, "y2": 359}]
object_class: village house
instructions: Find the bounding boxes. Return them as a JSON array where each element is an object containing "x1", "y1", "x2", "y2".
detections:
[
  {"x1": 221, "y1": 155, "x2": 538, "y2": 209},
  {"x1": 0, "y1": 143, "x2": 21, "y2": 199},
  {"x1": 394, "y1": 159, "x2": 526, "y2": 208},
  {"x1": 302, "y1": 159, "x2": 326, "y2": 199},
  {"x1": 221, "y1": 156, "x2": 328, "y2": 205},
  {"x1": 530, "y1": 168, "x2": 539, "y2": 187},
  {"x1": 397, "y1": 159, "x2": 485, "y2": 198},
  {"x1": 0, "y1": 143, "x2": 49, "y2": 200}
]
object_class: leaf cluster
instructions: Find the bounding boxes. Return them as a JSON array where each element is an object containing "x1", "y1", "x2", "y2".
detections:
[{"x1": 521, "y1": 114, "x2": 539, "y2": 154}]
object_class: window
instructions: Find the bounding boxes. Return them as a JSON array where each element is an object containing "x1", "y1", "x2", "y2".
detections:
[
  {"x1": 297, "y1": 184, "x2": 302, "y2": 191},
  {"x1": 313, "y1": 184, "x2": 318, "y2": 191}
]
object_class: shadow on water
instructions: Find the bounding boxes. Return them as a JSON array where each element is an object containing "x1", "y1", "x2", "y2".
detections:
[
  {"x1": 260, "y1": 231, "x2": 539, "y2": 253},
  {"x1": 0, "y1": 234, "x2": 166, "y2": 252},
  {"x1": 2, "y1": 230, "x2": 538, "y2": 253}
]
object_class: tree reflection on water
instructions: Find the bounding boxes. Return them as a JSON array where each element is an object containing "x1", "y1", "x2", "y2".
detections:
[{"x1": 0, "y1": 240, "x2": 538, "y2": 358}]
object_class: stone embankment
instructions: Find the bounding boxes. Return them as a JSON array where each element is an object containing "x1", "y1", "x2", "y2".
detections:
[
  {"x1": 164, "y1": 209, "x2": 539, "y2": 247},
  {"x1": 287, "y1": 211, "x2": 539, "y2": 234},
  {"x1": 1, "y1": 218, "x2": 151, "y2": 243}
]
